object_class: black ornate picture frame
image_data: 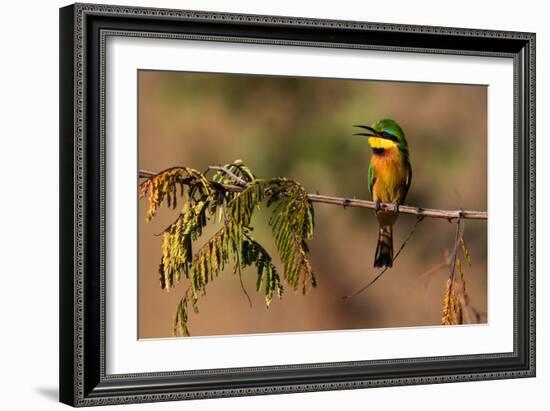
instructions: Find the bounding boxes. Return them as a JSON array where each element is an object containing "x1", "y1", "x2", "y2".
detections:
[{"x1": 59, "y1": 3, "x2": 535, "y2": 407}]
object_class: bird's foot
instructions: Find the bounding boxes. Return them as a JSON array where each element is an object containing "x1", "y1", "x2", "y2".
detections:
[
  {"x1": 374, "y1": 200, "x2": 381, "y2": 213},
  {"x1": 392, "y1": 202, "x2": 400, "y2": 213}
]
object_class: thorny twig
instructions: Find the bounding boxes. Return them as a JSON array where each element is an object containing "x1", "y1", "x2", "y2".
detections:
[{"x1": 139, "y1": 169, "x2": 487, "y2": 221}]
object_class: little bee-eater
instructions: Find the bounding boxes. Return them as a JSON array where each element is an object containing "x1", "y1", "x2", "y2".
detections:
[{"x1": 354, "y1": 119, "x2": 412, "y2": 268}]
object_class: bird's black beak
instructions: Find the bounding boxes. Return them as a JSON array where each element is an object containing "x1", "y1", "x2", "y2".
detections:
[{"x1": 353, "y1": 125, "x2": 379, "y2": 137}]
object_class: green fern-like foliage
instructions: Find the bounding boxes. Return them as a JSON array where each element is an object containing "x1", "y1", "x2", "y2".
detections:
[{"x1": 139, "y1": 160, "x2": 316, "y2": 336}]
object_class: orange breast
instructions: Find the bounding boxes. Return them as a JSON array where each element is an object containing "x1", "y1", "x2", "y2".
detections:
[{"x1": 370, "y1": 147, "x2": 408, "y2": 204}]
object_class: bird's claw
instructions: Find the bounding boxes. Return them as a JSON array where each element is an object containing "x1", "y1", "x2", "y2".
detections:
[
  {"x1": 374, "y1": 200, "x2": 381, "y2": 213},
  {"x1": 393, "y1": 203, "x2": 400, "y2": 213}
]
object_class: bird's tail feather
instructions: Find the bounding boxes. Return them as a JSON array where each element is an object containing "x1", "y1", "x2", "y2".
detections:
[{"x1": 374, "y1": 225, "x2": 393, "y2": 268}]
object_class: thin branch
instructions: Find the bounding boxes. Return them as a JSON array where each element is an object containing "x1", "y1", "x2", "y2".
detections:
[
  {"x1": 234, "y1": 262, "x2": 253, "y2": 308},
  {"x1": 420, "y1": 260, "x2": 451, "y2": 279},
  {"x1": 447, "y1": 216, "x2": 463, "y2": 297},
  {"x1": 342, "y1": 216, "x2": 425, "y2": 299},
  {"x1": 139, "y1": 168, "x2": 487, "y2": 221},
  {"x1": 308, "y1": 194, "x2": 486, "y2": 220},
  {"x1": 139, "y1": 169, "x2": 159, "y2": 178},
  {"x1": 419, "y1": 249, "x2": 452, "y2": 288},
  {"x1": 205, "y1": 165, "x2": 247, "y2": 187},
  {"x1": 140, "y1": 169, "x2": 243, "y2": 192}
]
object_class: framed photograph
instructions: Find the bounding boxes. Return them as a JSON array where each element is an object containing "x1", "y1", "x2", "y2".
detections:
[{"x1": 59, "y1": 3, "x2": 535, "y2": 407}]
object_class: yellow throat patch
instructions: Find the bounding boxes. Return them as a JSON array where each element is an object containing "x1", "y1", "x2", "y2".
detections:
[{"x1": 368, "y1": 137, "x2": 398, "y2": 150}]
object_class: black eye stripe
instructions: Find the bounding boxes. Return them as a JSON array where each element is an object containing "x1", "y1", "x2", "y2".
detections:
[{"x1": 380, "y1": 131, "x2": 399, "y2": 143}]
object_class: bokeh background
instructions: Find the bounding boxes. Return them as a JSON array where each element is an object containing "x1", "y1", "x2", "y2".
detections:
[{"x1": 138, "y1": 70, "x2": 487, "y2": 339}]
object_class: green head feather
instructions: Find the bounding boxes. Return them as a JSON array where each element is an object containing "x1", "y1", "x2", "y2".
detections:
[{"x1": 370, "y1": 118, "x2": 408, "y2": 148}]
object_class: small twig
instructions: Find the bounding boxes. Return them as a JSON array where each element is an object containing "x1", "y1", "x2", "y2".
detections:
[
  {"x1": 140, "y1": 169, "x2": 244, "y2": 192},
  {"x1": 447, "y1": 213, "x2": 463, "y2": 296},
  {"x1": 236, "y1": 264, "x2": 253, "y2": 308},
  {"x1": 230, "y1": 242, "x2": 253, "y2": 308},
  {"x1": 420, "y1": 262, "x2": 449, "y2": 285},
  {"x1": 205, "y1": 165, "x2": 247, "y2": 187},
  {"x1": 419, "y1": 258, "x2": 451, "y2": 278},
  {"x1": 139, "y1": 167, "x2": 191, "y2": 181},
  {"x1": 139, "y1": 169, "x2": 157, "y2": 178},
  {"x1": 419, "y1": 249, "x2": 452, "y2": 288},
  {"x1": 342, "y1": 216, "x2": 425, "y2": 299}
]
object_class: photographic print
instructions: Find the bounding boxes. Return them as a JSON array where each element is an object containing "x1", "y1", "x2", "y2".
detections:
[
  {"x1": 138, "y1": 71, "x2": 488, "y2": 339},
  {"x1": 60, "y1": 5, "x2": 535, "y2": 405}
]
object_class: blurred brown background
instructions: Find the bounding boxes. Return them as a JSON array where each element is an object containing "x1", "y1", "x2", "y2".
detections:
[{"x1": 138, "y1": 70, "x2": 487, "y2": 339}]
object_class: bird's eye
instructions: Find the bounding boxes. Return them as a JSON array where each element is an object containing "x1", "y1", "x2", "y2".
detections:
[{"x1": 381, "y1": 130, "x2": 398, "y2": 142}]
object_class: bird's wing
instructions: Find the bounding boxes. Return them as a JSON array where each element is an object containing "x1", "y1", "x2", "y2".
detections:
[
  {"x1": 367, "y1": 164, "x2": 376, "y2": 196},
  {"x1": 402, "y1": 162, "x2": 412, "y2": 201}
]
